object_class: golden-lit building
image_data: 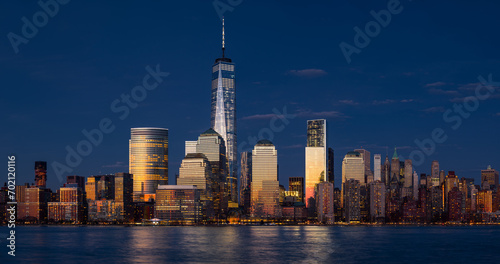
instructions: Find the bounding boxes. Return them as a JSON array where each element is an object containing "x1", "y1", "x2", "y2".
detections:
[
  {"x1": 155, "y1": 185, "x2": 202, "y2": 225},
  {"x1": 129, "y1": 127, "x2": 169, "y2": 202},
  {"x1": 251, "y1": 140, "x2": 280, "y2": 218},
  {"x1": 48, "y1": 186, "x2": 85, "y2": 223},
  {"x1": 341, "y1": 151, "x2": 364, "y2": 207},
  {"x1": 305, "y1": 119, "x2": 327, "y2": 209},
  {"x1": 316, "y1": 182, "x2": 334, "y2": 224},
  {"x1": 481, "y1": 166, "x2": 499, "y2": 191}
]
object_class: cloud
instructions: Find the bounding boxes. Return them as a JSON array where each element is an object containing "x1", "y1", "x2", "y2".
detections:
[
  {"x1": 428, "y1": 87, "x2": 460, "y2": 96},
  {"x1": 241, "y1": 113, "x2": 282, "y2": 120},
  {"x1": 496, "y1": 113, "x2": 500, "y2": 116},
  {"x1": 281, "y1": 144, "x2": 305, "y2": 149},
  {"x1": 458, "y1": 82, "x2": 481, "y2": 91},
  {"x1": 102, "y1": 161, "x2": 127, "y2": 168},
  {"x1": 422, "y1": 106, "x2": 445, "y2": 113},
  {"x1": 425, "y1": 81, "x2": 448, "y2": 87},
  {"x1": 288, "y1": 69, "x2": 327, "y2": 78},
  {"x1": 372, "y1": 99, "x2": 413, "y2": 105},
  {"x1": 295, "y1": 109, "x2": 347, "y2": 118},
  {"x1": 338, "y1": 99, "x2": 359, "y2": 105}
]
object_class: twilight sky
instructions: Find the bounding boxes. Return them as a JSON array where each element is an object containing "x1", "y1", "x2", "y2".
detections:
[{"x1": 1, "y1": 0, "x2": 499, "y2": 190}]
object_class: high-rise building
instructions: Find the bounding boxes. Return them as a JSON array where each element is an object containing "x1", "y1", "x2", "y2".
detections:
[
  {"x1": 431, "y1": 160, "x2": 440, "y2": 181},
  {"x1": 341, "y1": 151, "x2": 364, "y2": 207},
  {"x1": 344, "y1": 179, "x2": 360, "y2": 223},
  {"x1": 289, "y1": 177, "x2": 305, "y2": 203},
  {"x1": 18, "y1": 186, "x2": 51, "y2": 223},
  {"x1": 448, "y1": 187, "x2": 463, "y2": 222},
  {"x1": 251, "y1": 140, "x2": 280, "y2": 218},
  {"x1": 34, "y1": 161, "x2": 47, "y2": 188},
  {"x1": 194, "y1": 128, "x2": 228, "y2": 214},
  {"x1": 354, "y1": 148, "x2": 371, "y2": 180},
  {"x1": 328, "y1": 147, "x2": 334, "y2": 184},
  {"x1": 374, "y1": 154, "x2": 381, "y2": 182},
  {"x1": 211, "y1": 19, "x2": 237, "y2": 203},
  {"x1": 404, "y1": 160, "x2": 413, "y2": 188},
  {"x1": 370, "y1": 180, "x2": 385, "y2": 222},
  {"x1": 305, "y1": 119, "x2": 327, "y2": 209},
  {"x1": 413, "y1": 171, "x2": 419, "y2": 200},
  {"x1": 383, "y1": 155, "x2": 390, "y2": 184},
  {"x1": 185, "y1": 141, "x2": 197, "y2": 156},
  {"x1": 48, "y1": 186, "x2": 85, "y2": 223},
  {"x1": 65, "y1": 175, "x2": 85, "y2": 189},
  {"x1": 155, "y1": 185, "x2": 202, "y2": 225},
  {"x1": 177, "y1": 153, "x2": 214, "y2": 219},
  {"x1": 114, "y1": 172, "x2": 134, "y2": 222},
  {"x1": 390, "y1": 148, "x2": 400, "y2": 183},
  {"x1": 85, "y1": 175, "x2": 115, "y2": 201},
  {"x1": 481, "y1": 165, "x2": 499, "y2": 191},
  {"x1": 239, "y1": 151, "x2": 252, "y2": 208},
  {"x1": 129, "y1": 127, "x2": 169, "y2": 202},
  {"x1": 316, "y1": 182, "x2": 334, "y2": 224}
]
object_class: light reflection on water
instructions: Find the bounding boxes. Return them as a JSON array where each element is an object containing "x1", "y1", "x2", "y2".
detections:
[{"x1": 2, "y1": 225, "x2": 499, "y2": 263}]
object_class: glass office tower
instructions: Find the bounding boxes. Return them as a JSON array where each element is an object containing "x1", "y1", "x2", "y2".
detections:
[
  {"x1": 251, "y1": 140, "x2": 280, "y2": 218},
  {"x1": 129, "y1": 127, "x2": 168, "y2": 202},
  {"x1": 305, "y1": 119, "x2": 327, "y2": 209},
  {"x1": 211, "y1": 19, "x2": 237, "y2": 203}
]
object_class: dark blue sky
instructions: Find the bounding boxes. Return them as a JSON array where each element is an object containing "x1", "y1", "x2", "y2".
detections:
[{"x1": 1, "y1": 0, "x2": 499, "y2": 190}]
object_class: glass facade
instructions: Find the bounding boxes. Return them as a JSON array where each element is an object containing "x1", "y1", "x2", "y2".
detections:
[
  {"x1": 341, "y1": 151, "x2": 364, "y2": 207},
  {"x1": 129, "y1": 128, "x2": 169, "y2": 202},
  {"x1": 155, "y1": 185, "x2": 202, "y2": 225},
  {"x1": 251, "y1": 140, "x2": 280, "y2": 218},
  {"x1": 34, "y1": 161, "x2": 47, "y2": 188},
  {"x1": 239, "y1": 151, "x2": 252, "y2": 207},
  {"x1": 305, "y1": 119, "x2": 327, "y2": 209},
  {"x1": 211, "y1": 59, "x2": 237, "y2": 203}
]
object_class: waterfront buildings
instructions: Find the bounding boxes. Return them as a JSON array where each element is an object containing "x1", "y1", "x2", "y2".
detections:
[
  {"x1": 34, "y1": 161, "x2": 47, "y2": 188},
  {"x1": 289, "y1": 177, "x2": 305, "y2": 203},
  {"x1": 129, "y1": 127, "x2": 169, "y2": 202},
  {"x1": 316, "y1": 181, "x2": 334, "y2": 224},
  {"x1": 155, "y1": 185, "x2": 202, "y2": 225},
  {"x1": 374, "y1": 154, "x2": 381, "y2": 182},
  {"x1": 481, "y1": 166, "x2": 499, "y2": 191},
  {"x1": 239, "y1": 151, "x2": 252, "y2": 209}
]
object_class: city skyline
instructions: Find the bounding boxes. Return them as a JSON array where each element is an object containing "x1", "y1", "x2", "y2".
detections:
[{"x1": 1, "y1": 0, "x2": 500, "y2": 192}]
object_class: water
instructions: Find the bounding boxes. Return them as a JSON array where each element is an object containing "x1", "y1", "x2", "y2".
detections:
[{"x1": 1, "y1": 225, "x2": 498, "y2": 263}]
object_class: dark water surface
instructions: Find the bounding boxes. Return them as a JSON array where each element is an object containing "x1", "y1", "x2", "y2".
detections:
[{"x1": 1, "y1": 225, "x2": 498, "y2": 263}]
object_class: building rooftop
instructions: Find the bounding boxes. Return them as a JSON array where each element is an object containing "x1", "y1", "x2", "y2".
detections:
[{"x1": 256, "y1": 139, "x2": 274, "y2": 146}]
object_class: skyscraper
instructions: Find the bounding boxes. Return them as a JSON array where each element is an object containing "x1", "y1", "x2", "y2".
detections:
[
  {"x1": 341, "y1": 151, "x2": 364, "y2": 207},
  {"x1": 305, "y1": 119, "x2": 327, "y2": 209},
  {"x1": 390, "y1": 147, "x2": 400, "y2": 183},
  {"x1": 481, "y1": 165, "x2": 499, "y2": 191},
  {"x1": 404, "y1": 159, "x2": 413, "y2": 188},
  {"x1": 251, "y1": 140, "x2": 280, "y2": 218},
  {"x1": 328, "y1": 147, "x2": 334, "y2": 184},
  {"x1": 129, "y1": 127, "x2": 169, "y2": 202},
  {"x1": 34, "y1": 161, "x2": 47, "y2": 188},
  {"x1": 211, "y1": 19, "x2": 237, "y2": 203},
  {"x1": 374, "y1": 154, "x2": 381, "y2": 182},
  {"x1": 239, "y1": 151, "x2": 252, "y2": 207},
  {"x1": 370, "y1": 180, "x2": 386, "y2": 222},
  {"x1": 289, "y1": 177, "x2": 305, "y2": 203},
  {"x1": 316, "y1": 182, "x2": 334, "y2": 224},
  {"x1": 431, "y1": 160, "x2": 440, "y2": 183},
  {"x1": 354, "y1": 148, "x2": 372, "y2": 180}
]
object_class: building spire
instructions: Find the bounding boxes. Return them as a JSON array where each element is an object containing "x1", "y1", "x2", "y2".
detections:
[
  {"x1": 392, "y1": 146, "x2": 398, "y2": 160},
  {"x1": 222, "y1": 17, "x2": 225, "y2": 58}
]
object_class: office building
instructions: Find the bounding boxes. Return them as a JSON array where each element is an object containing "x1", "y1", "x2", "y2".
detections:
[
  {"x1": 316, "y1": 182, "x2": 334, "y2": 224},
  {"x1": 155, "y1": 185, "x2": 202, "y2": 225},
  {"x1": 305, "y1": 119, "x2": 327, "y2": 209},
  {"x1": 481, "y1": 166, "x2": 499, "y2": 191},
  {"x1": 344, "y1": 179, "x2": 360, "y2": 223},
  {"x1": 129, "y1": 127, "x2": 169, "y2": 202},
  {"x1": 211, "y1": 19, "x2": 237, "y2": 203},
  {"x1": 239, "y1": 151, "x2": 252, "y2": 208},
  {"x1": 251, "y1": 140, "x2": 280, "y2": 218},
  {"x1": 289, "y1": 177, "x2": 305, "y2": 203},
  {"x1": 34, "y1": 161, "x2": 47, "y2": 188},
  {"x1": 341, "y1": 151, "x2": 364, "y2": 207},
  {"x1": 374, "y1": 154, "x2": 381, "y2": 182},
  {"x1": 370, "y1": 180, "x2": 385, "y2": 222}
]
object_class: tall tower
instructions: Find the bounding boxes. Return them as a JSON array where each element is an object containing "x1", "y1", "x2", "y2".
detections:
[
  {"x1": 211, "y1": 18, "x2": 237, "y2": 203},
  {"x1": 34, "y1": 161, "x2": 47, "y2": 188},
  {"x1": 129, "y1": 127, "x2": 168, "y2": 202},
  {"x1": 373, "y1": 154, "x2": 381, "y2": 182},
  {"x1": 305, "y1": 119, "x2": 327, "y2": 209}
]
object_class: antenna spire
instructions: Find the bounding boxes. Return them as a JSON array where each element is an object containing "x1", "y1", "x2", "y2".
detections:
[{"x1": 222, "y1": 17, "x2": 225, "y2": 58}]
